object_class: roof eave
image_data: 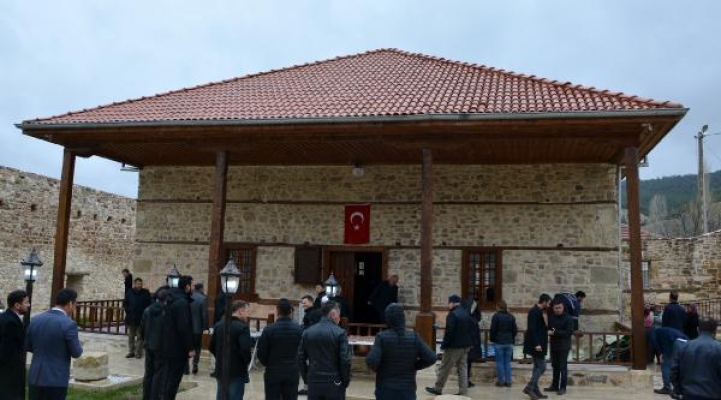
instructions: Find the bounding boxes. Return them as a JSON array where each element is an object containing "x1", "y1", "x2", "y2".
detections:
[{"x1": 17, "y1": 108, "x2": 688, "y2": 130}]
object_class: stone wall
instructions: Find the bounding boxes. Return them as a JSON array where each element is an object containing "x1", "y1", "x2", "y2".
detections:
[
  {"x1": 621, "y1": 231, "x2": 721, "y2": 318},
  {"x1": 0, "y1": 166, "x2": 136, "y2": 309},
  {"x1": 135, "y1": 164, "x2": 621, "y2": 327}
]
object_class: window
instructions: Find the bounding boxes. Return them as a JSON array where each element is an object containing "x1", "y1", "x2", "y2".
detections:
[
  {"x1": 627, "y1": 261, "x2": 650, "y2": 290},
  {"x1": 642, "y1": 261, "x2": 650, "y2": 289},
  {"x1": 224, "y1": 246, "x2": 257, "y2": 301},
  {"x1": 462, "y1": 249, "x2": 502, "y2": 310}
]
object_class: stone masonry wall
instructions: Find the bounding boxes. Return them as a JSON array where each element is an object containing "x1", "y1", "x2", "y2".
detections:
[
  {"x1": 621, "y1": 231, "x2": 721, "y2": 319},
  {"x1": 0, "y1": 166, "x2": 136, "y2": 310},
  {"x1": 135, "y1": 164, "x2": 621, "y2": 326}
]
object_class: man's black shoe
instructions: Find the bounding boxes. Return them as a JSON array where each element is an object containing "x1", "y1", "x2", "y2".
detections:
[
  {"x1": 654, "y1": 387, "x2": 672, "y2": 395},
  {"x1": 522, "y1": 387, "x2": 539, "y2": 400},
  {"x1": 557, "y1": 388, "x2": 566, "y2": 395},
  {"x1": 468, "y1": 381, "x2": 475, "y2": 387},
  {"x1": 544, "y1": 386, "x2": 558, "y2": 392},
  {"x1": 209, "y1": 371, "x2": 216, "y2": 378},
  {"x1": 192, "y1": 365, "x2": 198, "y2": 374},
  {"x1": 298, "y1": 388, "x2": 308, "y2": 395},
  {"x1": 536, "y1": 392, "x2": 549, "y2": 399},
  {"x1": 425, "y1": 387, "x2": 442, "y2": 395},
  {"x1": 125, "y1": 353, "x2": 135, "y2": 358}
]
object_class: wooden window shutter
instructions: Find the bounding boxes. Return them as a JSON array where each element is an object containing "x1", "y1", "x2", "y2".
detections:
[{"x1": 295, "y1": 246, "x2": 322, "y2": 284}]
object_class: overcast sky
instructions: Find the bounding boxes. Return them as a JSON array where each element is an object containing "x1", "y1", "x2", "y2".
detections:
[{"x1": 2, "y1": 1, "x2": 720, "y2": 198}]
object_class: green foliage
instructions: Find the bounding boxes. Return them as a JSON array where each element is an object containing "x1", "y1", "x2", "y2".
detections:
[
  {"x1": 66, "y1": 384, "x2": 143, "y2": 400},
  {"x1": 622, "y1": 170, "x2": 721, "y2": 215}
]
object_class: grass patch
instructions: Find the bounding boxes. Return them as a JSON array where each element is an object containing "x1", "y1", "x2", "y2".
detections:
[{"x1": 66, "y1": 384, "x2": 142, "y2": 400}]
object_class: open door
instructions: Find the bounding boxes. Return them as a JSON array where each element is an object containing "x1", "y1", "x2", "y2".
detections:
[{"x1": 325, "y1": 249, "x2": 384, "y2": 323}]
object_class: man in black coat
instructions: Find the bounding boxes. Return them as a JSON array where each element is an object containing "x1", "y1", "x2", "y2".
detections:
[
  {"x1": 662, "y1": 291, "x2": 686, "y2": 332},
  {"x1": 141, "y1": 289, "x2": 168, "y2": 400},
  {"x1": 368, "y1": 275, "x2": 399, "y2": 323},
  {"x1": 366, "y1": 303, "x2": 437, "y2": 400},
  {"x1": 158, "y1": 276, "x2": 195, "y2": 400},
  {"x1": 258, "y1": 298, "x2": 303, "y2": 400},
  {"x1": 210, "y1": 300, "x2": 252, "y2": 400},
  {"x1": 312, "y1": 284, "x2": 325, "y2": 309},
  {"x1": 0, "y1": 290, "x2": 29, "y2": 400},
  {"x1": 298, "y1": 301, "x2": 351, "y2": 400},
  {"x1": 523, "y1": 293, "x2": 552, "y2": 400},
  {"x1": 124, "y1": 277, "x2": 152, "y2": 358},
  {"x1": 545, "y1": 300, "x2": 574, "y2": 396},
  {"x1": 426, "y1": 294, "x2": 475, "y2": 396}
]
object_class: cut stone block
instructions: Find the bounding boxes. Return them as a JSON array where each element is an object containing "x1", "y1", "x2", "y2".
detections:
[{"x1": 72, "y1": 351, "x2": 109, "y2": 382}]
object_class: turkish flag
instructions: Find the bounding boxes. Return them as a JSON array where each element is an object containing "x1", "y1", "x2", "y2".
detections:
[{"x1": 344, "y1": 204, "x2": 371, "y2": 244}]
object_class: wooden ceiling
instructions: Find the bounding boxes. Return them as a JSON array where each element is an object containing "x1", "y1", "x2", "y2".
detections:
[{"x1": 22, "y1": 114, "x2": 683, "y2": 167}]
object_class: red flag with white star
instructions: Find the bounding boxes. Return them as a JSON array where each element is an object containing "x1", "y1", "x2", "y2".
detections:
[{"x1": 344, "y1": 204, "x2": 371, "y2": 244}]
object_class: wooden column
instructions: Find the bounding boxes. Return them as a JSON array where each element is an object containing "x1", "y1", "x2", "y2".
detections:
[
  {"x1": 207, "y1": 151, "x2": 229, "y2": 314},
  {"x1": 625, "y1": 147, "x2": 647, "y2": 370},
  {"x1": 416, "y1": 148, "x2": 436, "y2": 347},
  {"x1": 51, "y1": 149, "x2": 76, "y2": 306}
]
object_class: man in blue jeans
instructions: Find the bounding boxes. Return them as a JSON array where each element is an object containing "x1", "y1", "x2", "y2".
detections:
[
  {"x1": 490, "y1": 299, "x2": 518, "y2": 387},
  {"x1": 652, "y1": 326, "x2": 687, "y2": 395},
  {"x1": 522, "y1": 294, "x2": 552, "y2": 400}
]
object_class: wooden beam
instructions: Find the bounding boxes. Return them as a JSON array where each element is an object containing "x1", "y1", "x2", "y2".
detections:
[
  {"x1": 416, "y1": 148, "x2": 436, "y2": 348},
  {"x1": 625, "y1": 147, "x2": 647, "y2": 370},
  {"x1": 207, "y1": 151, "x2": 229, "y2": 312},
  {"x1": 51, "y1": 149, "x2": 75, "y2": 306}
]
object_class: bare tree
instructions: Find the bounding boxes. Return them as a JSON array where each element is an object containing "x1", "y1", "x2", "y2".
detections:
[{"x1": 648, "y1": 194, "x2": 668, "y2": 223}]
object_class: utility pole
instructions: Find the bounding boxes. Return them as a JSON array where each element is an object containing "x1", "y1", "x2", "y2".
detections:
[{"x1": 696, "y1": 125, "x2": 709, "y2": 234}]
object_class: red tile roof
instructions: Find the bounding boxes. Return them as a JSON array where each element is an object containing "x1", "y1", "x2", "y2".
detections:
[
  {"x1": 28, "y1": 48, "x2": 684, "y2": 125},
  {"x1": 621, "y1": 225, "x2": 656, "y2": 240}
]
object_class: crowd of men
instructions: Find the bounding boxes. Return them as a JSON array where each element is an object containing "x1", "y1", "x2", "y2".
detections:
[{"x1": 2, "y1": 268, "x2": 720, "y2": 400}]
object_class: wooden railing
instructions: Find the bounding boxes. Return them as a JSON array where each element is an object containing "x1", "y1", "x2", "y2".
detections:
[
  {"x1": 73, "y1": 299, "x2": 126, "y2": 335},
  {"x1": 342, "y1": 321, "x2": 634, "y2": 366}
]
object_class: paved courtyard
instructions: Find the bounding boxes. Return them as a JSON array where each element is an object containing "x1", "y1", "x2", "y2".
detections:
[{"x1": 84, "y1": 332, "x2": 673, "y2": 400}]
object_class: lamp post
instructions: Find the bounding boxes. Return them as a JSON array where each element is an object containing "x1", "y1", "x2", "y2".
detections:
[
  {"x1": 219, "y1": 258, "x2": 241, "y2": 400},
  {"x1": 20, "y1": 249, "x2": 42, "y2": 327},
  {"x1": 167, "y1": 264, "x2": 181, "y2": 289},
  {"x1": 324, "y1": 272, "x2": 340, "y2": 299}
]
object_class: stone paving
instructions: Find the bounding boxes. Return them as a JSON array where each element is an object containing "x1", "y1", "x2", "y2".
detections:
[{"x1": 84, "y1": 332, "x2": 673, "y2": 400}]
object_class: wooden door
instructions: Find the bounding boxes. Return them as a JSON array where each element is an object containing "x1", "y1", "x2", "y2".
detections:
[{"x1": 326, "y1": 251, "x2": 356, "y2": 316}]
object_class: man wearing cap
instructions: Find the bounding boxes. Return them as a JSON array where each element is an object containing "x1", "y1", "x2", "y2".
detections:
[{"x1": 426, "y1": 294, "x2": 475, "y2": 396}]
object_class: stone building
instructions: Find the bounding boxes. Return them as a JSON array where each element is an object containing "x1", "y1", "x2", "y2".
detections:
[
  {"x1": 18, "y1": 49, "x2": 686, "y2": 368},
  {"x1": 0, "y1": 166, "x2": 135, "y2": 308}
]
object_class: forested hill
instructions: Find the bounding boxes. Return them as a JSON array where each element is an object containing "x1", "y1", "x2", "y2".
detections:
[{"x1": 621, "y1": 170, "x2": 721, "y2": 215}]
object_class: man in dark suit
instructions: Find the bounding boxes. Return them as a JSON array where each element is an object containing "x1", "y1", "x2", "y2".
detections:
[
  {"x1": 0, "y1": 290, "x2": 30, "y2": 400},
  {"x1": 26, "y1": 288, "x2": 83, "y2": 400},
  {"x1": 257, "y1": 298, "x2": 303, "y2": 400},
  {"x1": 368, "y1": 275, "x2": 399, "y2": 323},
  {"x1": 522, "y1": 293, "x2": 552, "y2": 400}
]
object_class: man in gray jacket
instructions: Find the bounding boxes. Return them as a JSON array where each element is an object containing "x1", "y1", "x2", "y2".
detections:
[{"x1": 190, "y1": 283, "x2": 209, "y2": 375}]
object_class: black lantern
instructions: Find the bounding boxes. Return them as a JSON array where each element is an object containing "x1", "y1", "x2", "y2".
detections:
[
  {"x1": 20, "y1": 249, "x2": 42, "y2": 326},
  {"x1": 219, "y1": 258, "x2": 241, "y2": 295},
  {"x1": 325, "y1": 272, "x2": 340, "y2": 298},
  {"x1": 167, "y1": 264, "x2": 181, "y2": 288}
]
